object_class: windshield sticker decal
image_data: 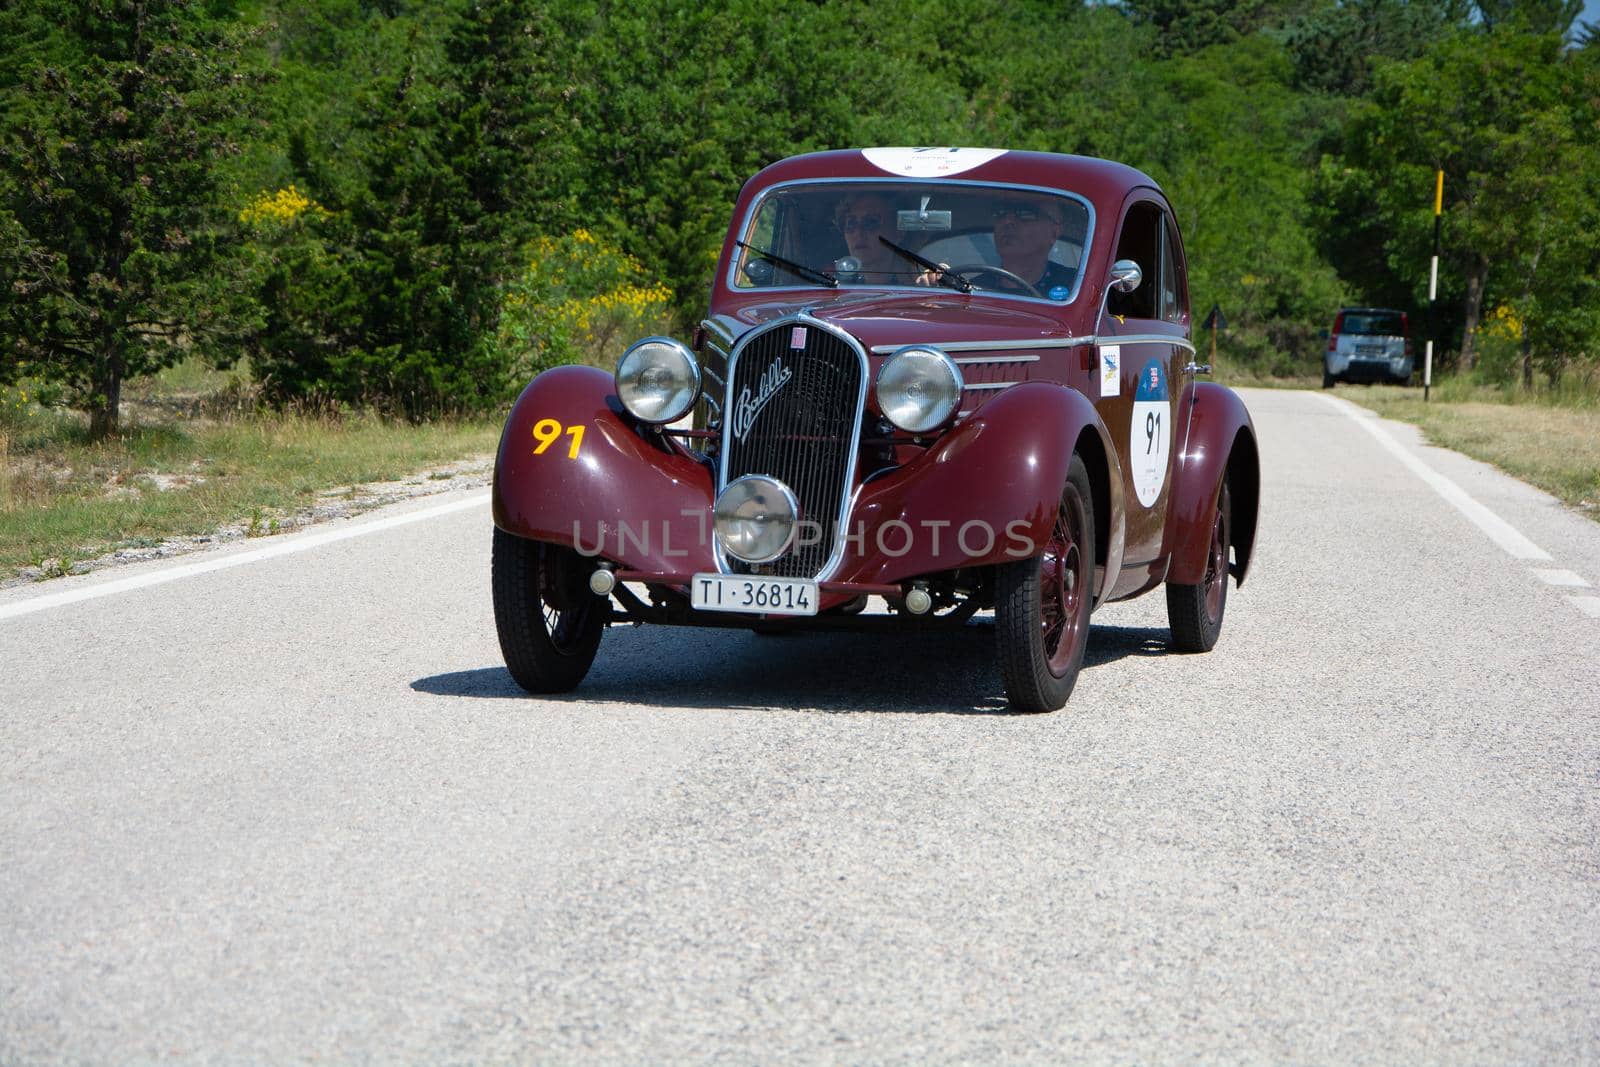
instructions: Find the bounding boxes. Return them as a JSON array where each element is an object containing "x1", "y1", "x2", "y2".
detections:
[
  {"x1": 1131, "y1": 359, "x2": 1170, "y2": 507},
  {"x1": 1099, "y1": 345, "x2": 1120, "y2": 398},
  {"x1": 861, "y1": 147, "x2": 1007, "y2": 177}
]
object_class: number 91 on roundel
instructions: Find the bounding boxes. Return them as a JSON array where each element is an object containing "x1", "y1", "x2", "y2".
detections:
[{"x1": 490, "y1": 146, "x2": 1261, "y2": 713}]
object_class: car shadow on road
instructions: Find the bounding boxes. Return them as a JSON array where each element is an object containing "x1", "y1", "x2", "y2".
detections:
[{"x1": 411, "y1": 621, "x2": 1174, "y2": 715}]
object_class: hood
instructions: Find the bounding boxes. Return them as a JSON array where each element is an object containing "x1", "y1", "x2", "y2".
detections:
[{"x1": 704, "y1": 290, "x2": 1082, "y2": 356}]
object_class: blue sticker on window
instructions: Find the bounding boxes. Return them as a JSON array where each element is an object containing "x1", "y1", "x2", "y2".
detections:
[{"x1": 1048, "y1": 286, "x2": 1070, "y2": 301}]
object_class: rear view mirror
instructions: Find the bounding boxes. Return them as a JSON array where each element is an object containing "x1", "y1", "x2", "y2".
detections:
[{"x1": 897, "y1": 195, "x2": 951, "y2": 232}]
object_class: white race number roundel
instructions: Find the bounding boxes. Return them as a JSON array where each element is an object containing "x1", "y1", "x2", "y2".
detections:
[
  {"x1": 861, "y1": 147, "x2": 1007, "y2": 177},
  {"x1": 1131, "y1": 359, "x2": 1170, "y2": 507}
]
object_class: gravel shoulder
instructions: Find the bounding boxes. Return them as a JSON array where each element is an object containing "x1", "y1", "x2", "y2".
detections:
[{"x1": 1, "y1": 454, "x2": 492, "y2": 590}]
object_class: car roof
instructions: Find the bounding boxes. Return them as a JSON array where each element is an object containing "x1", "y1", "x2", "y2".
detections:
[{"x1": 742, "y1": 148, "x2": 1164, "y2": 208}]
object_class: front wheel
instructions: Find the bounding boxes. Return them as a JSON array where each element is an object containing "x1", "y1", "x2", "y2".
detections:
[
  {"x1": 995, "y1": 454, "x2": 1096, "y2": 712},
  {"x1": 1166, "y1": 480, "x2": 1231, "y2": 653},
  {"x1": 492, "y1": 529, "x2": 605, "y2": 692}
]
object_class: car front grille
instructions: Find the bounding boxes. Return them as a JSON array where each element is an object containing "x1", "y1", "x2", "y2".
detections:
[{"x1": 720, "y1": 317, "x2": 866, "y2": 578}]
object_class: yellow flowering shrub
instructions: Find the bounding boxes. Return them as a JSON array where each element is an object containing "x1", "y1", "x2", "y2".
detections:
[
  {"x1": 238, "y1": 185, "x2": 329, "y2": 228},
  {"x1": 497, "y1": 229, "x2": 674, "y2": 375},
  {"x1": 1474, "y1": 304, "x2": 1526, "y2": 385},
  {"x1": 1481, "y1": 304, "x2": 1522, "y2": 341},
  {"x1": 0, "y1": 383, "x2": 41, "y2": 431}
]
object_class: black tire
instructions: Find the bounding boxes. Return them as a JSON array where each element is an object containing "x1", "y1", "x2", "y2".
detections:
[
  {"x1": 995, "y1": 454, "x2": 1095, "y2": 713},
  {"x1": 491, "y1": 528, "x2": 605, "y2": 693},
  {"x1": 1322, "y1": 365, "x2": 1336, "y2": 389},
  {"x1": 1166, "y1": 479, "x2": 1231, "y2": 653}
]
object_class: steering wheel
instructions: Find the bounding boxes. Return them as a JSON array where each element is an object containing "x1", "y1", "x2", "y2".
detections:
[{"x1": 946, "y1": 263, "x2": 1042, "y2": 299}]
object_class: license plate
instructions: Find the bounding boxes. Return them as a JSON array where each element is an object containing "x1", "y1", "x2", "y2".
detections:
[
  {"x1": 691, "y1": 573, "x2": 818, "y2": 616},
  {"x1": 1357, "y1": 344, "x2": 1384, "y2": 356}
]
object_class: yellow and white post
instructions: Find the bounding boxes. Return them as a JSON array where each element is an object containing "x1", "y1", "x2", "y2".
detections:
[{"x1": 1425, "y1": 169, "x2": 1442, "y2": 402}]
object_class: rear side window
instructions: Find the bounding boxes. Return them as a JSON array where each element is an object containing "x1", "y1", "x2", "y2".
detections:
[
  {"x1": 1108, "y1": 201, "x2": 1161, "y2": 320},
  {"x1": 1159, "y1": 216, "x2": 1185, "y2": 323}
]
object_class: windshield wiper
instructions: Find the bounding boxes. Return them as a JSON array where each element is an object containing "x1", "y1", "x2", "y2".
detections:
[
  {"x1": 736, "y1": 241, "x2": 838, "y2": 288},
  {"x1": 877, "y1": 236, "x2": 972, "y2": 293}
]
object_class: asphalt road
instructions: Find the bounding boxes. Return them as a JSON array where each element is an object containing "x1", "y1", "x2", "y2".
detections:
[{"x1": 3, "y1": 387, "x2": 1598, "y2": 1063}]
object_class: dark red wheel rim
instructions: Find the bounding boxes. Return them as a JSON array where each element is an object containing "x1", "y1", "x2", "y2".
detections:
[
  {"x1": 1039, "y1": 490, "x2": 1090, "y2": 676},
  {"x1": 539, "y1": 548, "x2": 594, "y2": 655},
  {"x1": 1202, "y1": 495, "x2": 1228, "y2": 622}
]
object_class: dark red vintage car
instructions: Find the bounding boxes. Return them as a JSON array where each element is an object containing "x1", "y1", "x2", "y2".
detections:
[{"x1": 492, "y1": 148, "x2": 1259, "y2": 711}]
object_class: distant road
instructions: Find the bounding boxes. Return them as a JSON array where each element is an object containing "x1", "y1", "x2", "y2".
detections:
[{"x1": 3, "y1": 388, "x2": 1598, "y2": 1062}]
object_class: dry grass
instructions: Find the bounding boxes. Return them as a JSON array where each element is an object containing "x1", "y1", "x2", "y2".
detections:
[
  {"x1": 1, "y1": 360, "x2": 501, "y2": 582},
  {"x1": 1340, "y1": 383, "x2": 1600, "y2": 518}
]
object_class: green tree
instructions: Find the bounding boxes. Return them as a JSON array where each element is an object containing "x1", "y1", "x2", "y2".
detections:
[
  {"x1": 0, "y1": 0, "x2": 266, "y2": 436},
  {"x1": 1272, "y1": 0, "x2": 1471, "y2": 96},
  {"x1": 245, "y1": 0, "x2": 585, "y2": 415},
  {"x1": 1325, "y1": 28, "x2": 1598, "y2": 372}
]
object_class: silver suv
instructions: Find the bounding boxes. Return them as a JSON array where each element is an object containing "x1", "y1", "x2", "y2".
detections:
[{"x1": 1323, "y1": 307, "x2": 1413, "y2": 388}]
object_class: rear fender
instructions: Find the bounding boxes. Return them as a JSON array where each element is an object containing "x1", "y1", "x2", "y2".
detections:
[
  {"x1": 492, "y1": 365, "x2": 718, "y2": 573},
  {"x1": 1165, "y1": 382, "x2": 1259, "y2": 586},
  {"x1": 833, "y1": 382, "x2": 1126, "y2": 593}
]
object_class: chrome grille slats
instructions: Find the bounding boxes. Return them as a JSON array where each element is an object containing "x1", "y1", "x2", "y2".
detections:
[{"x1": 720, "y1": 317, "x2": 866, "y2": 579}]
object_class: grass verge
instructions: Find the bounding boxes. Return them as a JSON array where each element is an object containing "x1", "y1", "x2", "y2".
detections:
[
  {"x1": 1, "y1": 362, "x2": 501, "y2": 583},
  {"x1": 1333, "y1": 381, "x2": 1600, "y2": 519}
]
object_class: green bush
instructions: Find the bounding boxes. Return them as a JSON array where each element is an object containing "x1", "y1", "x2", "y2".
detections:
[{"x1": 495, "y1": 231, "x2": 675, "y2": 379}]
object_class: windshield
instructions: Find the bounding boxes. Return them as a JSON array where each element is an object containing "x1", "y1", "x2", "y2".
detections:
[{"x1": 731, "y1": 180, "x2": 1091, "y2": 303}]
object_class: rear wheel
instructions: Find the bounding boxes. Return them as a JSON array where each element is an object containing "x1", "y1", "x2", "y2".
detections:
[
  {"x1": 492, "y1": 529, "x2": 605, "y2": 692},
  {"x1": 1322, "y1": 364, "x2": 1336, "y2": 389},
  {"x1": 1166, "y1": 480, "x2": 1231, "y2": 652},
  {"x1": 995, "y1": 454, "x2": 1095, "y2": 713}
]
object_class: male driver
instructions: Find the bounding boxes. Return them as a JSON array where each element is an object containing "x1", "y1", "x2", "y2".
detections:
[{"x1": 918, "y1": 194, "x2": 1076, "y2": 296}]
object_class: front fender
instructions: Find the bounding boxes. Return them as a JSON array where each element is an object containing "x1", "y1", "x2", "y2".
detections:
[
  {"x1": 492, "y1": 365, "x2": 717, "y2": 573},
  {"x1": 1165, "y1": 382, "x2": 1259, "y2": 586},
  {"x1": 832, "y1": 382, "x2": 1127, "y2": 592}
]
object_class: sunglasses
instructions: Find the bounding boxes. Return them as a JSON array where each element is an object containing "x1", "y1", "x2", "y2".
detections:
[
  {"x1": 992, "y1": 205, "x2": 1058, "y2": 224},
  {"x1": 841, "y1": 214, "x2": 883, "y2": 234}
]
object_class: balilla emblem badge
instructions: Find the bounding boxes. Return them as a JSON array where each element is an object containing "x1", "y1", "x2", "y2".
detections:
[{"x1": 730, "y1": 356, "x2": 793, "y2": 442}]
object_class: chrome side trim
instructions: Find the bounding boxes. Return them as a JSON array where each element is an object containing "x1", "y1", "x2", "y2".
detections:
[
  {"x1": 954, "y1": 354, "x2": 1038, "y2": 365},
  {"x1": 870, "y1": 338, "x2": 1080, "y2": 354},
  {"x1": 869, "y1": 334, "x2": 1197, "y2": 355},
  {"x1": 1091, "y1": 333, "x2": 1197, "y2": 353},
  {"x1": 715, "y1": 311, "x2": 870, "y2": 583},
  {"x1": 964, "y1": 382, "x2": 1020, "y2": 392},
  {"x1": 700, "y1": 318, "x2": 737, "y2": 348},
  {"x1": 702, "y1": 364, "x2": 726, "y2": 389}
]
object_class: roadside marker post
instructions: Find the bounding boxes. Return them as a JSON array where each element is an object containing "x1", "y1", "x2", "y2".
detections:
[
  {"x1": 1201, "y1": 303, "x2": 1225, "y2": 375},
  {"x1": 1425, "y1": 169, "x2": 1442, "y2": 403}
]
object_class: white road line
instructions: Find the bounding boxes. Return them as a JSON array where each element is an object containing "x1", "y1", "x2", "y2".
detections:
[
  {"x1": 1531, "y1": 568, "x2": 1592, "y2": 588},
  {"x1": 0, "y1": 493, "x2": 491, "y2": 622},
  {"x1": 1568, "y1": 596, "x2": 1600, "y2": 619},
  {"x1": 1320, "y1": 395, "x2": 1553, "y2": 562}
]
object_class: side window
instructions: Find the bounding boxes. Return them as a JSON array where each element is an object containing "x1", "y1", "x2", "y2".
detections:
[
  {"x1": 1159, "y1": 216, "x2": 1186, "y2": 323},
  {"x1": 1107, "y1": 202, "x2": 1161, "y2": 320}
]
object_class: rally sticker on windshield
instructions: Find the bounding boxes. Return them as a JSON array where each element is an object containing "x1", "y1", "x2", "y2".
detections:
[
  {"x1": 862, "y1": 147, "x2": 1007, "y2": 177},
  {"x1": 1099, "y1": 345, "x2": 1120, "y2": 398},
  {"x1": 1131, "y1": 360, "x2": 1170, "y2": 507}
]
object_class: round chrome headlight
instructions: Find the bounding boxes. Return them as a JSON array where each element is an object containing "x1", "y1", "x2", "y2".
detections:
[
  {"x1": 714, "y1": 475, "x2": 799, "y2": 564},
  {"x1": 616, "y1": 337, "x2": 700, "y2": 425},
  {"x1": 876, "y1": 345, "x2": 963, "y2": 434}
]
